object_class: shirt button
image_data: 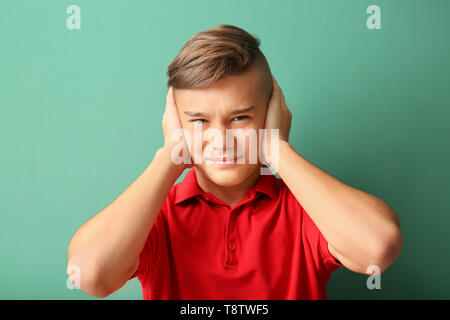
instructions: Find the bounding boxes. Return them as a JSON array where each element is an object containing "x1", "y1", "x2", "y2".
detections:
[{"x1": 228, "y1": 242, "x2": 236, "y2": 251}]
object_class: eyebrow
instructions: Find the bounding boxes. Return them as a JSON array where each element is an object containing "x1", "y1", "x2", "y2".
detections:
[{"x1": 184, "y1": 106, "x2": 256, "y2": 117}]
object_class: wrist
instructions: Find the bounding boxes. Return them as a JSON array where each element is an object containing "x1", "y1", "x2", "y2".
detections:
[
  {"x1": 140, "y1": 146, "x2": 185, "y2": 193},
  {"x1": 264, "y1": 138, "x2": 290, "y2": 171},
  {"x1": 157, "y1": 143, "x2": 192, "y2": 172}
]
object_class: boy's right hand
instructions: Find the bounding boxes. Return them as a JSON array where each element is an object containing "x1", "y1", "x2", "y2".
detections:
[{"x1": 161, "y1": 87, "x2": 192, "y2": 168}]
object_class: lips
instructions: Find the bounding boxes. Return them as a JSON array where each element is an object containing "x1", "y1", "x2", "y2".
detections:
[{"x1": 204, "y1": 155, "x2": 244, "y2": 165}]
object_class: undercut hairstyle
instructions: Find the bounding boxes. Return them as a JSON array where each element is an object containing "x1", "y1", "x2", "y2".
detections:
[{"x1": 166, "y1": 24, "x2": 273, "y2": 102}]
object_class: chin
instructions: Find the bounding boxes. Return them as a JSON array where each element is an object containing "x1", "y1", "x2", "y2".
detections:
[{"x1": 195, "y1": 163, "x2": 260, "y2": 187}]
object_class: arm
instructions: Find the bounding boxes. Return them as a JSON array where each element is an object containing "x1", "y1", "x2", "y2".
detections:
[
  {"x1": 276, "y1": 140, "x2": 402, "y2": 274},
  {"x1": 67, "y1": 87, "x2": 189, "y2": 297},
  {"x1": 264, "y1": 76, "x2": 403, "y2": 275}
]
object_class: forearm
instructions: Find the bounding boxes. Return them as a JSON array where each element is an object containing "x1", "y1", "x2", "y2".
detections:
[
  {"x1": 275, "y1": 140, "x2": 401, "y2": 271},
  {"x1": 67, "y1": 146, "x2": 184, "y2": 293}
]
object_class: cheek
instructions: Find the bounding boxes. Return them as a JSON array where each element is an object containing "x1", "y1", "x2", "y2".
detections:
[
  {"x1": 185, "y1": 127, "x2": 220, "y2": 161},
  {"x1": 179, "y1": 126, "x2": 198, "y2": 160},
  {"x1": 235, "y1": 124, "x2": 263, "y2": 152}
]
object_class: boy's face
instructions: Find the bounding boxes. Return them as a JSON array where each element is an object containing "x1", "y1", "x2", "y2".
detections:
[{"x1": 173, "y1": 66, "x2": 269, "y2": 188}]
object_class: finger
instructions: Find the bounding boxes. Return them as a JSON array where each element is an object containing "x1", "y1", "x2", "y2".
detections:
[
  {"x1": 269, "y1": 78, "x2": 280, "y2": 104},
  {"x1": 273, "y1": 77, "x2": 287, "y2": 107},
  {"x1": 166, "y1": 86, "x2": 175, "y2": 108},
  {"x1": 165, "y1": 86, "x2": 179, "y2": 117},
  {"x1": 273, "y1": 75, "x2": 280, "y2": 89}
]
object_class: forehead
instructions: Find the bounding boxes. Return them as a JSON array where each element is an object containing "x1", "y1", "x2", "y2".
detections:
[{"x1": 174, "y1": 66, "x2": 265, "y2": 112}]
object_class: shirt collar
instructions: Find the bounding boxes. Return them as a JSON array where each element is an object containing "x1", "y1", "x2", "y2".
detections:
[{"x1": 174, "y1": 167, "x2": 278, "y2": 205}]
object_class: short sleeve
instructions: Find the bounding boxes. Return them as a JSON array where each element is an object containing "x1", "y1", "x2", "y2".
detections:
[
  {"x1": 284, "y1": 185, "x2": 344, "y2": 277},
  {"x1": 301, "y1": 207, "x2": 345, "y2": 276},
  {"x1": 317, "y1": 227, "x2": 345, "y2": 273},
  {"x1": 128, "y1": 214, "x2": 161, "y2": 280}
]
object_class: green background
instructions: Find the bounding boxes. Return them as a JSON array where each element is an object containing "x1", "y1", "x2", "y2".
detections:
[{"x1": 1, "y1": 0, "x2": 449, "y2": 299}]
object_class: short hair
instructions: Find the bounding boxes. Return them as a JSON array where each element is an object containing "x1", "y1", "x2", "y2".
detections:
[{"x1": 167, "y1": 24, "x2": 273, "y2": 101}]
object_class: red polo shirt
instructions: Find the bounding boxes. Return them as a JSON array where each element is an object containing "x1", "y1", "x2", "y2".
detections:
[{"x1": 130, "y1": 167, "x2": 343, "y2": 299}]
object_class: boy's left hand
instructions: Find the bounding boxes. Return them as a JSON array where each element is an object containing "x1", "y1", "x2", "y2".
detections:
[
  {"x1": 265, "y1": 76, "x2": 292, "y2": 142},
  {"x1": 261, "y1": 76, "x2": 292, "y2": 167}
]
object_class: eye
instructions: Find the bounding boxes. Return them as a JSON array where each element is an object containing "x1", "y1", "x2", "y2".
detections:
[
  {"x1": 190, "y1": 119, "x2": 208, "y2": 123},
  {"x1": 232, "y1": 115, "x2": 249, "y2": 121}
]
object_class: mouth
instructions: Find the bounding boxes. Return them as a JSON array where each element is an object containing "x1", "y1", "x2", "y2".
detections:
[{"x1": 204, "y1": 155, "x2": 244, "y2": 166}]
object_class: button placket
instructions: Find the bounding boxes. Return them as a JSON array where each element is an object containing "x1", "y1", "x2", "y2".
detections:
[{"x1": 223, "y1": 208, "x2": 238, "y2": 269}]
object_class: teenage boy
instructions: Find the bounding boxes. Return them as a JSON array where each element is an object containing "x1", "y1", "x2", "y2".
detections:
[{"x1": 67, "y1": 25, "x2": 402, "y2": 299}]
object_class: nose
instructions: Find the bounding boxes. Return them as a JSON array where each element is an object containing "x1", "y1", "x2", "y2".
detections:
[{"x1": 206, "y1": 123, "x2": 236, "y2": 157}]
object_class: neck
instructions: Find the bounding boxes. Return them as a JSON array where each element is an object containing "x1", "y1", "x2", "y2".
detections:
[{"x1": 195, "y1": 167, "x2": 261, "y2": 208}]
